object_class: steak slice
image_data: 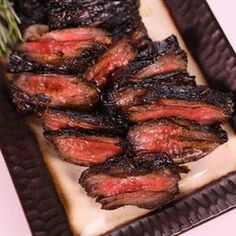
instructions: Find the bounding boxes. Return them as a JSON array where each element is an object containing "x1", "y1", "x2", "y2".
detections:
[
  {"x1": 85, "y1": 39, "x2": 136, "y2": 88},
  {"x1": 48, "y1": 0, "x2": 139, "y2": 31},
  {"x1": 8, "y1": 40, "x2": 109, "y2": 74},
  {"x1": 113, "y1": 35, "x2": 187, "y2": 86},
  {"x1": 41, "y1": 108, "x2": 125, "y2": 134},
  {"x1": 11, "y1": 73, "x2": 99, "y2": 112},
  {"x1": 46, "y1": 130, "x2": 125, "y2": 166},
  {"x1": 79, "y1": 153, "x2": 180, "y2": 209},
  {"x1": 108, "y1": 72, "x2": 196, "y2": 111},
  {"x1": 126, "y1": 85, "x2": 234, "y2": 124},
  {"x1": 48, "y1": 0, "x2": 150, "y2": 49},
  {"x1": 128, "y1": 118, "x2": 228, "y2": 164}
]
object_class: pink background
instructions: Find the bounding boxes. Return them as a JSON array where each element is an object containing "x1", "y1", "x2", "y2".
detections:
[{"x1": 0, "y1": 0, "x2": 235, "y2": 235}]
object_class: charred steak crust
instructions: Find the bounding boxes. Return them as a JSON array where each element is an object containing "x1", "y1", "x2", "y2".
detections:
[
  {"x1": 136, "y1": 35, "x2": 186, "y2": 62},
  {"x1": 41, "y1": 108, "x2": 127, "y2": 135},
  {"x1": 80, "y1": 153, "x2": 178, "y2": 178},
  {"x1": 113, "y1": 35, "x2": 187, "y2": 84},
  {"x1": 79, "y1": 153, "x2": 180, "y2": 209},
  {"x1": 12, "y1": 0, "x2": 48, "y2": 27},
  {"x1": 108, "y1": 72, "x2": 197, "y2": 108},
  {"x1": 48, "y1": 0, "x2": 140, "y2": 31},
  {"x1": 8, "y1": 43, "x2": 109, "y2": 75},
  {"x1": 104, "y1": 72, "x2": 197, "y2": 119},
  {"x1": 118, "y1": 71, "x2": 196, "y2": 88},
  {"x1": 44, "y1": 128, "x2": 128, "y2": 142},
  {"x1": 11, "y1": 85, "x2": 47, "y2": 113},
  {"x1": 47, "y1": 0, "x2": 150, "y2": 49},
  {"x1": 146, "y1": 84, "x2": 234, "y2": 112},
  {"x1": 127, "y1": 118, "x2": 228, "y2": 163}
]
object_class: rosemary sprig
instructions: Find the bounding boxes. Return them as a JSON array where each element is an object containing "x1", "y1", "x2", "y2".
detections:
[{"x1": 0, "y1": 0, "x2": 23, "y2": 54}]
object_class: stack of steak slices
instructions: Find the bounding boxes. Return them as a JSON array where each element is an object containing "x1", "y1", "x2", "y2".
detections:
[
  {"x1": 8, "y1": 0, "x2": 234, "y2": 210},
  {"x1": 108, "y1": 36, "x2": 232, "y2": 162}
]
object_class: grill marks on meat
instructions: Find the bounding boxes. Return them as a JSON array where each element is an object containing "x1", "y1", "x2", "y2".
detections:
[
  {"x1": 8, "y1": 41, "x2": 109, "y2": 75},
  {"x1": 48, "y1": 0, "x2": 139, "y2": 31},
  {"x1": 79, "y1": 153, "x2": 180, "y2": 209},
  {"x1": 128, "y1": 118, "x2": 228, "y2": 163},
  {"x1": 113, "y1": 35, "x2": 187, "y2": 86},
  {"x1": 125, "y1": 85, "x2": 234, "y2": 124},
  {"x1": 8, "y1": 28, "x2": 111, "y2": 75},
  {"x1": 47, "y1": 0, "x2": 150, "y2": 49},
  {"x1": 85, "y1": 39, "x2": 136, "y2": 88},
  {"x1": 41, "y1": 108, "x2": 125, "y2": 134},
  {"x1": 47, "y1": 130, "x2": 125, "y2": 166},
  {"x1": 109, "y1": 72, "x2": 196, "y2": 111},
  {"x1": 11, "y1": 74, "x2": 99, "y2": 112}
]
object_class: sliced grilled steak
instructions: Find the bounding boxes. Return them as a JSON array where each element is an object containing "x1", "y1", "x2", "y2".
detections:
[
  {"x1": 128, "y1": 118, "x2": 228, "y2": 163},
  {"x1": 125, "y1": 85, "x2": 234, "y2": 124},
  {"x1": 41, "y1": 108, "x2": 126, "y2": 134},
  {"x1": 8, "y1": 39, "x2": 110, "y2": 74},
  {"x1": 17, "y1": 40, "x2": 94, "y2": 61},
  {"x1": 46, "y1": 130, "x2": 125, "y2": 166},
  {"x1": 47, "y1": 0, "x2": 150, "y2": 49},
  {"x1": 11, "y1": 73, "x2": 100, "y2": 112},
  {"x1": 79, "y1": 153, "x2": 180, "y2": 209},
  {"x1": 48, "y1": 0, "x2": 139, "y2": 31},
  {"x1": 113, "y1": 35, "x2": 187, "y2": 86},
  {"x1": 85, "y1": 39, "x2": 136, "y2": 88},
  {"x1": 108, "y1": 72, "x2": 196, "y2": 111}
]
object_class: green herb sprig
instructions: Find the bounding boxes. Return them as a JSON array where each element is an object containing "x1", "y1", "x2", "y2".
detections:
[{"x1": 0, "y1": 0, "x2": 23, "y2": 54}]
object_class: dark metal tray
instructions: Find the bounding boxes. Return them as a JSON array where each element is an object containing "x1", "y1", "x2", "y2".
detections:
[{"x1": 0, "y1": 0, "x2": 236, "y2": 235}]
